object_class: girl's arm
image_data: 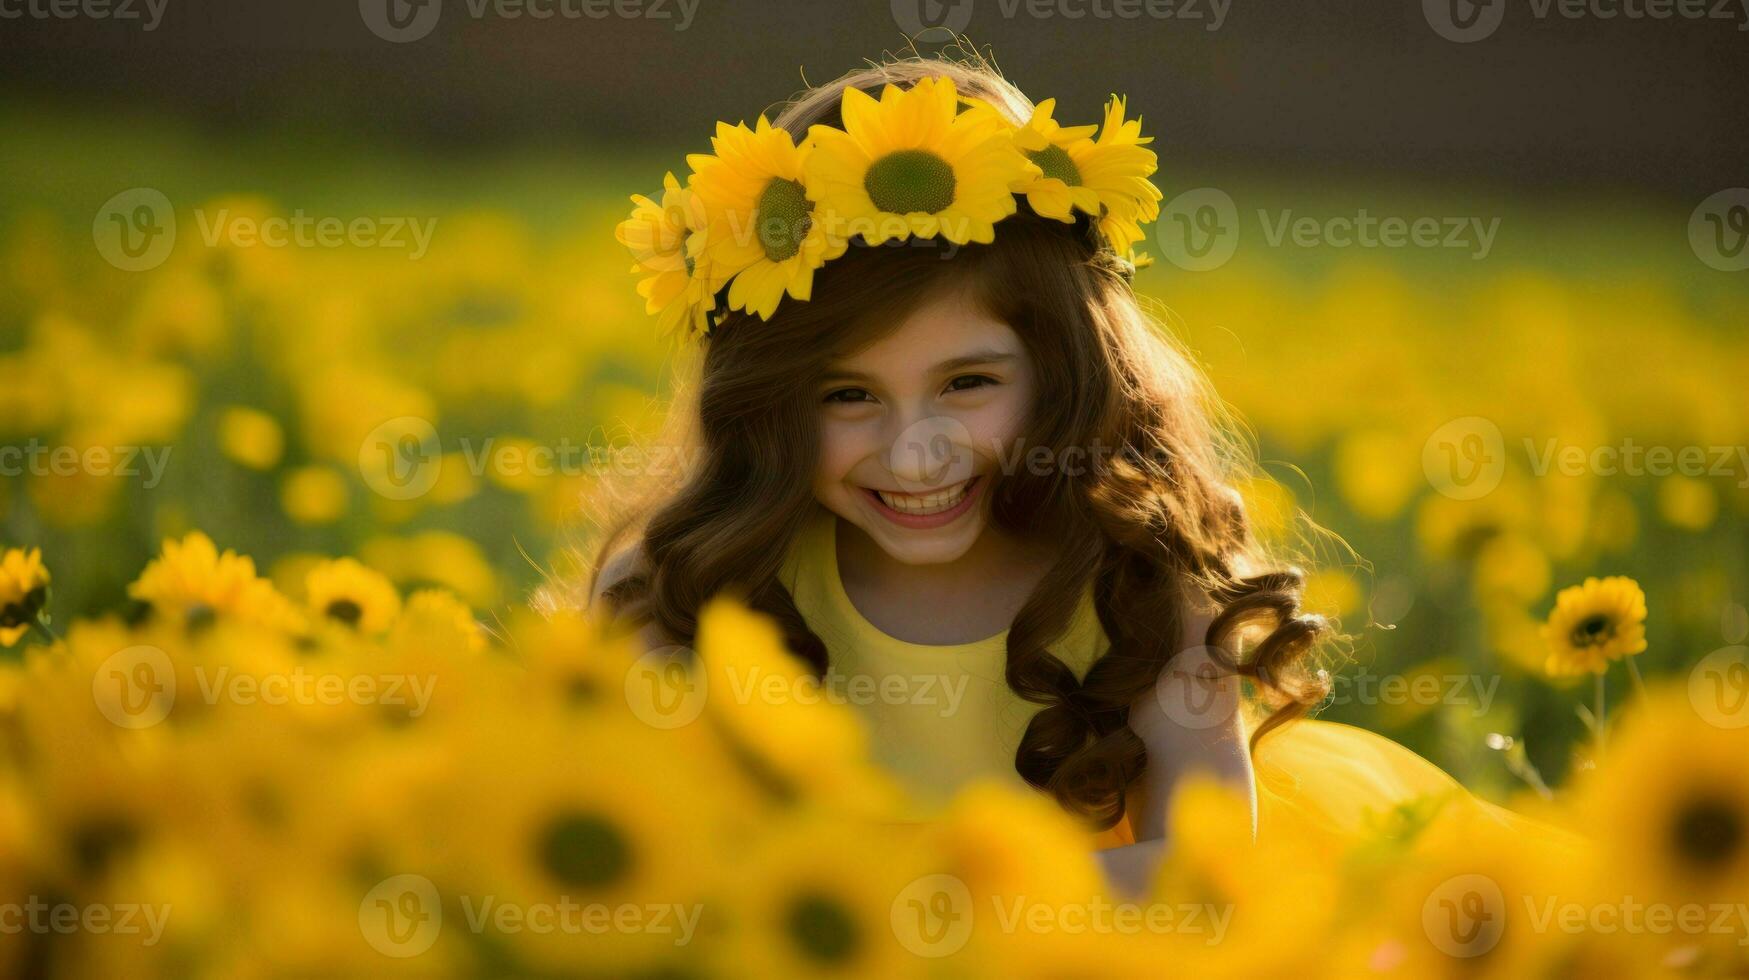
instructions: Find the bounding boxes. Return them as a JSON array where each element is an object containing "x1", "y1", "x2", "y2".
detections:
[{"x1": 1094, "y1": 606, "x2": 1256, "y2": 896}]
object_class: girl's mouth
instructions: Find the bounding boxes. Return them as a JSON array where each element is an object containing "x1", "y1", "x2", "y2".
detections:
[{"x1": 862, "y1": 476, "x2": 982, "y2": 530}]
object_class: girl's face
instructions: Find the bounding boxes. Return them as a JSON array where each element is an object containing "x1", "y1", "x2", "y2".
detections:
[{"x1": 812, "y1": 284, "x2": 1036, "y2": 565}]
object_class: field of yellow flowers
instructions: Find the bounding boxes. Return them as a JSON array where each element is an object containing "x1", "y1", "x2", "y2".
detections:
[{"x1": 2, "y1": 112, "x2": 1748, "y2": 976}]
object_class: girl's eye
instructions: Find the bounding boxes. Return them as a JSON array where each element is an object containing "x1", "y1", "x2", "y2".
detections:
[
  {"x1": 944, "y1": 374, "x2": 997, "y2": 393},
  {"x1": 823, "y1": 387, "x2": 873, "y2": 404}
]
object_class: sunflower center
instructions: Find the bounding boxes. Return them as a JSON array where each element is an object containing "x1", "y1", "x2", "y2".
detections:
[
  {"x1": 864, "y1": 149, "x2": 956, "y2": 215},
  {"x1": 1570, "y1": 614, "x2": 1615, "y2": 648},
  {"x1": 1027, "y1": 144, "x2": 1082, "y2": 186},
  {"x1": 756, "y1": 177, "x2": 811, "y2": 263},
  {"x1": 784, "y1": 891, "x2": 859, "y2": 964},
  {"x1": 537, "y1": 811, "x2": 630, "y2": 889},
  {"x1": 325, "y1": 599, "x2": 363, "y2": 627},
  {"x1": 1670, "y1": 796, "x2": 1743, "y2": 871}
]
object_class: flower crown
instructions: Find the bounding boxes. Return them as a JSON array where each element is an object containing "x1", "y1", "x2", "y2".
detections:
[{"x1": 614, "y1": 75, "x2": 1164, "y2": 337}]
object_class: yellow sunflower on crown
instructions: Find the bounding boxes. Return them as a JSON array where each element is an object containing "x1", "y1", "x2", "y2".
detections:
[
  {"x1": 689, "y1": 116, "x2": 849, "y2": 320},
  {"x1": 803, "y1": 76, "x2": 1038, "y2": 247},
  {"x1": 614, "y1": 171, "x2": 724, "y2": 335},
  {"x1": 617, "y1": 75, "x2": 1167, "y2": 328},
  {"x1": 1013, "y1": 95, "x2": 1162, "y2": 255}
]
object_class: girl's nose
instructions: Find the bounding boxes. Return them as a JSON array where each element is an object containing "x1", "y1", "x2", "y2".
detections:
[{"x1": 885, "y1": 413, "x2": 976, "y2": 493}]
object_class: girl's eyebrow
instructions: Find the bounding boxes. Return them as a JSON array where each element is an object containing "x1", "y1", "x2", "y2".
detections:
[{"x1": 820, "y1": 349, "x2": 1018, "y2": 384}]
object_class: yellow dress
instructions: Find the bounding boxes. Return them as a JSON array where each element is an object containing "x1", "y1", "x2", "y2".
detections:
[{"x1": 778, "y1": 505, "x2": 1550, "y2": 849}]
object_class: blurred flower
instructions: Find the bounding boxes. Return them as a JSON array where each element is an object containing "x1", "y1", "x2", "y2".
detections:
[
  {"x1": 1656, "y1": 473, "x2": 1718, "y2": 531},
  {"x1": 280, "y1": 466, "x2": 349, "y2": 525},
  {"x1": 1333, "y1": 428, "x2": 1419, "y2": 522},
  {"x1": 128, "y1": 532, "x2": 302, "y2": 631},
  {"x1": 0, "y1": 546, "x2": 49, "y2": 646},
  {"x1": 305, "y1": 557, "x2": 401, "y2": 633},
  {"x1": 1539, "y1": 576, "x2": 1647, "y2": 676},
  {"x1": 390, "y1": 588, "x2": 483, "y2": 653},
  {"x1": 360, "y1": 531, "x2": 500, "y2": 608},
  {"x1": 216, "y1": 405, "x2": 285, "y2": 471},
  {"x1": 1580, "y1": 688, "x2": 1749, "y2": 916}
]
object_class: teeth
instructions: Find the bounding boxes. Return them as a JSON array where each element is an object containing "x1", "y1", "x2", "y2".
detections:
[{"x1": 874, "y1": 479, "x2": 971, "y2": 516}]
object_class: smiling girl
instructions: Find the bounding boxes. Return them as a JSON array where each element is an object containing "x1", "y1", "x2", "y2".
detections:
[{"x1": 584, "y1": 49, "x2": 1523, "y2": 894}]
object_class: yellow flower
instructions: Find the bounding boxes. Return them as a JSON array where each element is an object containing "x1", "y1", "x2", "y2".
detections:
[
  {"x1": 389, "y1": 588, "x2": 482, "y2": 652},
  {"x1": 1539, "y1": 575, "x2": 1648, "y2": 676},
  {"x1": 803, "y1": 76, "x2": 1037, "y2": 246},
  {"x1": 1084, "y1": 95, "x2": 1163, "y2": 254},
  {"x1": 694, "y1": 599, "x2": 898, "y2": 814},
  {"x1": 1009, "y1": 97, "x2": 1101, "y2": 220},
  {"x1": 305, "y1": 558, "x2": 401, "y2": 633},
  {"x1": 614, "y1": 171, "x2": 724, "y2": 335},
  {"x1": 281, "y1": 466, "x2": 349, "y2": 526},
  {"x1": 718, "y1": 811, "x2": 929, "y2": 980},
  {"x1": 689, "y1": 116, "x2": 849, "y2": 320},
  {"x1": 0, "y1": 547, "x2": 50, "y2": 647},
  {"x1": 1580, "y1": 688, "x2": 1749, "y2": 917},
  {"x1": 415, "y1": 714, "x2": 713, "y2": 975},
  {"x1": 128, "y1": 532, "x2": 303, "y2": 631},
  {"x1": 215, "y1": 405, "x2": 284, "y2": 471}
]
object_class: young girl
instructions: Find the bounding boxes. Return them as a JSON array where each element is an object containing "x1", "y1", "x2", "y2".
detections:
[{"x1": 586, "y1": 51, "x2": 1525, "y2": 895}]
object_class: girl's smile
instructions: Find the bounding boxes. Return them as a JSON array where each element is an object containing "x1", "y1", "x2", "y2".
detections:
[{"x1": 861, "y1": 474, "x2": 983, "y2": 529}]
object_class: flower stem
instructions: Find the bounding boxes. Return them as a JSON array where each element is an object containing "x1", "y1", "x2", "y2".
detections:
[
  {"x1": 1593, "y1": 671, "x2": 1608, "y2": 755},
  {"x1": 1624, "y1": 656, "x2": 1649, "y2": 700},
  {"x1": 30, "y1": 617, "x2": 60, "y2": 645}
]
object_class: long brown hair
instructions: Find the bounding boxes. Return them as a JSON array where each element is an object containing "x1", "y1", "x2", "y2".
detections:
[{"x1": 573, "y1": 49, "x2": 1333, "y2": 829}]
